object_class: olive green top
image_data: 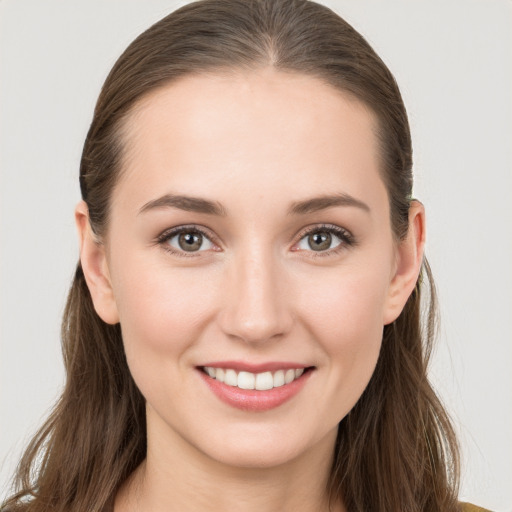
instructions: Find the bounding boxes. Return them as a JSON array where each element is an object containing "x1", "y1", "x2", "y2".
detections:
[{"x1": 460, "y1": 503, "x2": 492, "y2": 512}]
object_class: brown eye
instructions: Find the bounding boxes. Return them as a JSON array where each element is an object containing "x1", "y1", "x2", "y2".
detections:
[
  {"x1": 161, "y1": 228, "x2": 215, "y2": 255},
  {"x1": 294, "y1": 225, "x2": 353, "y2": 255},
  {"x1": 178, "y1": 232, "x2": 204, "y2": 252},
  {"x1": 307, "y1": 231, "x2": 332, "y2": 251}
]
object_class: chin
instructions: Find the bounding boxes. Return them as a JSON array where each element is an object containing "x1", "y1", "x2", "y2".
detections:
[
  {"x1": 206, "y1": 442, "x2": 305, "y2": 470},
  {"x1": 196, "y1": 423, "x2": 335, "y2": 471}
]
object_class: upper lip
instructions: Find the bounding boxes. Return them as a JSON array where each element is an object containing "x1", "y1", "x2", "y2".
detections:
[{"x1": 198, "y1": 361, "x2": 312, "y2": 373}]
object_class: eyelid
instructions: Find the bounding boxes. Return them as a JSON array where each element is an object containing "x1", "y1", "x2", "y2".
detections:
[
  {"x1": 292, "y1": 223, "x2": 355, "y2": 257},
  {"x1": 155, "y1": 224, "x2": 220, "y2": 258}
]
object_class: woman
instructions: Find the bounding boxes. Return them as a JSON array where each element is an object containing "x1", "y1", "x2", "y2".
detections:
[{"x1": 0, "y1": 0, "x2": 492, "y2": 510}]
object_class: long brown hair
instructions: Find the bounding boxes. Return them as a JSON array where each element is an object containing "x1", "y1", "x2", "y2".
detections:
[{"x1": 2, "y1": 1, "x2": 460, "y2": 510}]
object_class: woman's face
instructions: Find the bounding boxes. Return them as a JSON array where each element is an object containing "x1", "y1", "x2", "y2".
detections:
[{"x1": 83, "y1": 69, "x2": 419, "y2": 469}]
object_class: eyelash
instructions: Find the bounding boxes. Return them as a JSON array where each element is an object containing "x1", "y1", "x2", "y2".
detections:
[
  {"x1": 294, "y1": 224, "x2": 356, "y2": 258},
  {"x1": 156, "y1": 225, "x2": 218, "y2": 259},
  {"x1": 155, "y1": 223, "x2": 356, "y2": 259}
]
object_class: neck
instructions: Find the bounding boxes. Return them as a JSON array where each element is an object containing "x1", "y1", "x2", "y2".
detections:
[{"x1": 115, "y1": 410, "x2": 344, "y2": 512}]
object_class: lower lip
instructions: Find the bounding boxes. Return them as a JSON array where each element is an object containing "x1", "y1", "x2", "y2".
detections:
[{"x1": 198, "y1": 368, "x2": 313, "y2": 412}]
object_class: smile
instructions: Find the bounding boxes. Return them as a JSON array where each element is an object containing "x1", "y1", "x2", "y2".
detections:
[
  {"x1": 202, "y1": 366, "x2": 305, "y2": 390},
  {"x1": 198, "y1": 364, "x2": 314, "y2": 412}
]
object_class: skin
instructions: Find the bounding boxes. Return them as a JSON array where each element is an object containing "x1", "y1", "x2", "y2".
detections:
[{"x1": 76, "y1": 68, "x2": 425, "y2": 512}]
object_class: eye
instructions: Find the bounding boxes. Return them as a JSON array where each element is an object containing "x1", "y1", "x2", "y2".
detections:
[
  {"x1": 157, "y1": 226, "x2": 216, "y2": 256},
  {"x1": 294, "y1": 224, "x2": 354, "y2": 256}
]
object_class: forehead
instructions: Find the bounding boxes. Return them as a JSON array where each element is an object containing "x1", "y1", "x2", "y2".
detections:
[{"x1": 115, "y1": 68, "x2": 386, "y2": 214}]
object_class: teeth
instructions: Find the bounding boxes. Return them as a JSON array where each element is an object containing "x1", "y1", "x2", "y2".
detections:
[
  {"x1": 224, "y1": 369, "x2": 238, "y2": 387},
  {"x1": 284, "y1": 369, "x2": 295, "y2": 384},
  {"x1": 255, "y1": 371, "x2": 273, "y2": 391},
  {"x1": 203, "y1": 366, "x2": 307, "y2": 390},
  {"x1": 237, "y1": 371, "x2": 255, "y2": 390},
  {"x1": 273, "y1": 370, "x2": 285, "y2": 387}
]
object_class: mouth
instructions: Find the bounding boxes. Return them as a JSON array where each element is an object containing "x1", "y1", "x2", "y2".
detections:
[
  {"x1": 200, "y1": 365, "x2": 312, "y2": 390},
  {"x1": 196, "y1": 364, "x2": 315, "y2": 412}
]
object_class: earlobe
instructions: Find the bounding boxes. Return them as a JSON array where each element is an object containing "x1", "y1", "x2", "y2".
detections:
[
  {"x1": 75, "y1": 201, "x2": 120, "y2": 325},
  {"x1": 383, "y1": 200, "x2": 426, "y2": 325}
]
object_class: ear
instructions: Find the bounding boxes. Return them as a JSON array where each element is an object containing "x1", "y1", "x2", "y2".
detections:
[
  {"x1": 75, "y1": 200, "x2": 120, "y2": 325},
  {"x1": 383, "y1": 200, "x2": 426, "y2": 325}
]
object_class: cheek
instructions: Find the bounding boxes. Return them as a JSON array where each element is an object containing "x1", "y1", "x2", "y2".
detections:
[
  {"x1": 298, "y1": 261, "x2": 390, "y2": 345},
  {"x1": 296, "y1": 261, "x2": 390, "y2": 411},
  {"x1": 111, "y1": 259, "x2": 217, "y2": 379}
]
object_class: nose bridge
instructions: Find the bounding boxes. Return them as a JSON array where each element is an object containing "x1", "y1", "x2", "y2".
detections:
[{"x1": 219, "y1": 243, "x2": 292, "y2": 344}]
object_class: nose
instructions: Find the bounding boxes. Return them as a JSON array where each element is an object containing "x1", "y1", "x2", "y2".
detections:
[{"x1": 218, "y1": 249, "x2": 293, "y2": 345}]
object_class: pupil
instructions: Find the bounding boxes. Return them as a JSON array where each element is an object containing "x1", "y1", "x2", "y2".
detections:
[
  {"x1": 309, "y1": 232, "x2": 331, "y2": 251},
  {"x1": 179, "y1": 232, "x2": 202, "y2": 251}
]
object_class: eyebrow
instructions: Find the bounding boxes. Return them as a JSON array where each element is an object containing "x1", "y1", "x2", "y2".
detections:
[
  {"x1": 138, "y1": 192, "x2": 370, "y2": 217},
  {"x1": 139, "y1": 194, "x2": 228, "y2": 216},
  {"x1": 287, "y1": 193, "x2": 370, "y2": 215}
]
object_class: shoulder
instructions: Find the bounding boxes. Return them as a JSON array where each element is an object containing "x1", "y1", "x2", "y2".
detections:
[{"x1": 459, "y1": 503, "x2": 493, "y2": 512}]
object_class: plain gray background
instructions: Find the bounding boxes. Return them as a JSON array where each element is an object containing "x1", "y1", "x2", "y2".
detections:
[{"x1": 1, "y1": 0, "x2": 511, "y2": 509}]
